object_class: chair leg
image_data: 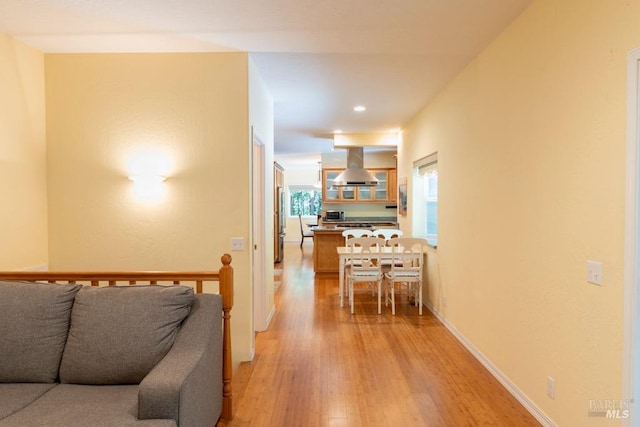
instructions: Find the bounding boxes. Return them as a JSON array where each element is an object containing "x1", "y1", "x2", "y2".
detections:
[
  {"x1": 391, "y1": 282, "x2": 396, "y2": 315},
  {"x1": 384, "y1": 282, "x2": 389, "y2": 308},
  {"x1": 349, "y1": 281, "x2": 355, "y2": 314},
  {"x1": 377, "y1": 280, "x2": 381, "y2": 314}
]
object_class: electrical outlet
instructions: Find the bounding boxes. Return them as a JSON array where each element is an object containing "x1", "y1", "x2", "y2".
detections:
[
  {"x1": 443, "y1": 296, "x2": 448, "y2": 308},
  {"x1": 231, "y1": 237, "x2": 245, "y2": 251},
  {"x1": 546, "y1": 376, "x2": 555, "y2": 399}
]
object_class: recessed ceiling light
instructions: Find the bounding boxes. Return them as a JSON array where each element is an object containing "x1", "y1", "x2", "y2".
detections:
[
  {"x1": 333, "y1": 129, "x2": 343, "y2": 134},
  {"x1": 353, "y1": 105, "x2": 366, "y2": 112}
]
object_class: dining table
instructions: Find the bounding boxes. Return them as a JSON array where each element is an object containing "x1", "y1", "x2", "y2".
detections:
[{"x1": 336, "y1": 245, "x2": 424, "y2": 307}]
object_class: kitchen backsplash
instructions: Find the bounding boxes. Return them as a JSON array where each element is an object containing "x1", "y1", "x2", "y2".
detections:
[{"x1": 326, "y1": 202, "x2": 398, "y2": 220}]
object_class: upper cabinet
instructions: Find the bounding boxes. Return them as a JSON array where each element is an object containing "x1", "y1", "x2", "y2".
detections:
[
  {"x1": 322, "y1": 168, "x2": 396, "y2": 203},
  {"x1": 388, "y1": 169, "x2": 397, "y2": 202}
]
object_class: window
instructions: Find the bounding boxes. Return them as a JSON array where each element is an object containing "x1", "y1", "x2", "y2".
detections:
[
  {"x1": 413, "y1": 153, "x2": 438, "y2": 247},
  {"x1": 288, "y1": 185, "x2": 322, "y2": 217}
]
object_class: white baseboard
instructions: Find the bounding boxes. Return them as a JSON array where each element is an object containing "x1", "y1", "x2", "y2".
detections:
[
  {"x1": 424, "y1": 301, "x2": 555, "y2": 427},
  {"x1": 249, "y1": 306, "x2": 276, "y2": 363},
  {"x1": 265, "y1": 305, "x2": 276, "y2": 329}
]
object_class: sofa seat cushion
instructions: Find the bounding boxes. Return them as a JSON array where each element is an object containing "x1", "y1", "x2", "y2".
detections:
[
  {"x1": 0, "y1": 281, "x2": 82, "y2": 383},
  {"x1": 0, "y1": 383, "x2": 57, "y2": 420},
  {"x1": 60, "y1": 285, "x2": 194, "y2": 385},
  {"x1": 0, "y1": 384, "x2": 176, "y2": 427}
]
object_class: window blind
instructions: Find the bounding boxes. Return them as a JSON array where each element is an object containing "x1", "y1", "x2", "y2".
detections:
[{"x1": 414, "y1": 153, "x2": 438, "y2": 176}]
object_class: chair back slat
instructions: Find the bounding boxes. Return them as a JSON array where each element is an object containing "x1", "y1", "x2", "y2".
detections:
[
  {"x1": 375, "y1": 229, "x2": 403, "y2": 242},
  {"x1": 342, "y1": 229, "x2": 373, "y2": 245},
  {"x1": 387, "y1": 237, "x2": 429, "y2": 251}
]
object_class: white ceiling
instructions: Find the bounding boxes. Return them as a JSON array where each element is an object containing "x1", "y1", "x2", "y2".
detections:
[{"x1": 0, "y1": 0, "x2": 532, "y2": 165}]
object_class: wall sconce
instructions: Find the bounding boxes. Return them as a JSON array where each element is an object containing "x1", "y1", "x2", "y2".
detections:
[
  {"x1": 127, "y1": 151, "x2": 171, "y2": 202},
  {"x1": 128, "y1": 175, "x2": 167, "y2": 201},
  {"x1": 128, "y1": 175, "x2": 167, "y2": 185}
]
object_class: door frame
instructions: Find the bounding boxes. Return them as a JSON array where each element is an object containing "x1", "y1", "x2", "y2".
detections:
[
  {"x1": 623, "y1": 46, "x2": 640, "y2": 426},
  {"x1": 252, "y1": 128, "x2": 268, "y2": 334}
]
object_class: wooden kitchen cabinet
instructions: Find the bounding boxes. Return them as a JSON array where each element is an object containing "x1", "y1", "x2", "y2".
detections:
[
  {"x1": 356, "y1": 170, "x2": 390, "y2": 201},
  {"x1": 388, "y1": 169, "x2": 397, "y2": 202},
  {"x1": 323, "y1": 170, "x2": 354, "y2": 202},
  {"x1": 322, "y1": 168, "x2": 396, "y2": 203},
  {"x1": 313, "y1": 229, "x2": 344, "y2": 273}
]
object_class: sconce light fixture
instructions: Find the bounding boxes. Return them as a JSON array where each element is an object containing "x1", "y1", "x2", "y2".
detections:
[
  {"x1": 127, "y1": 151, "x2": 171, "y2": 201},
  {"x1": 128, "y1": 175, "x2": 167, "y2": 184},
  {"x1": 128, "y1": 174, "x2": 167, "y2": 201}
]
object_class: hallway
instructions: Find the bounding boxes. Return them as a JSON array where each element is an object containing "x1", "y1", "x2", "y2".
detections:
[{"x1": 222, "y1": 242, "x2": 540, "y2": 426}]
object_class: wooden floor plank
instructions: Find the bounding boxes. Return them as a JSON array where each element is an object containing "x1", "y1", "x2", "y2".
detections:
[{"x1": 219, "y1": 242, "x2": 540, "y2": 427}]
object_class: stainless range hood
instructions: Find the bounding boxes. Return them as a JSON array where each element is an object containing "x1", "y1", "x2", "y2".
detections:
[{"x1": 332, "y1": 147, "x2": 378, "y2": 187}]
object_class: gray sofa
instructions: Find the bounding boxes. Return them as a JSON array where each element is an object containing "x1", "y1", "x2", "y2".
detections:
[{"x1": 0, "y1": 280, "x2": 223, "y2": 427}]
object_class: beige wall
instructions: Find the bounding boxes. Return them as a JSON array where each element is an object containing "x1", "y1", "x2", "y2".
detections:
[
  {"x1": 45, "y1": 52, "x2": 254, "y2": 366},
  {"x1": 0, "y1": 34, "x2": 48, "y2": 270},
  {"x1": 398, "y1": 0, "x2": 640, "y2": 424}
]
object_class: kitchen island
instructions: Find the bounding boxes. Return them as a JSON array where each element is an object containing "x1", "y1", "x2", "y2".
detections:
[{"x1": 312, "y1": 220, "x2": 397, "y2": 274}]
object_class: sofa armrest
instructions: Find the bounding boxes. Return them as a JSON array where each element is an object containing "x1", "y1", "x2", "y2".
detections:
[{"x1": 138, "y1": 294, "x2": 223, "y2": 427}]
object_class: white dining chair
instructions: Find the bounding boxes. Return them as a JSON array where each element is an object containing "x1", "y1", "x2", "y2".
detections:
[
  {"x1": 342, "y1": 231, "x2": 374, "y2": 267},
  {"x1": 345, "y1": 237, "x2": 386, "y2": 314},
  {"x1": 374, "y1": 228, "x2": 403, "y2": 242},
  {"x1": 341, "y1": 228, "x2": 373, "y2": 244},
  {"x1": 340, "y1": 229, "x2": 374, "y2": 296},
  {"x1": 384, "y1": 237, "x2": 428, "y2": 315},
  {"x1": 374, "y1": 229, "x2": 403, "y2": 270}
]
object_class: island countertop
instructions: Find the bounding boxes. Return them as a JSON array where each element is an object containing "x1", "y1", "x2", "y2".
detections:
[
  {"x1": 312, "y1": 225, "x2": 394, "y2": 232},
  {"x1": 312, "y1": 219, "x2": 398, "y2": 232},
  {"x1": 312, "y1": 221, "x2": 398, "y2": 273}
]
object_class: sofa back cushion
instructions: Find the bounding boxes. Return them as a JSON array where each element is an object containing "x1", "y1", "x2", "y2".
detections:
[
  {"x1": 59, "y1": 285, "x2": 194, "y2": 385},
  {"x1": 0, "y1": 281, "x2": 82, "y2": 383}
]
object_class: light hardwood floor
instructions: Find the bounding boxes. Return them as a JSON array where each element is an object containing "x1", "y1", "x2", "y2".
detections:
[{"x1": 220, "y1": 241, "x2": 540, "y2": 426}]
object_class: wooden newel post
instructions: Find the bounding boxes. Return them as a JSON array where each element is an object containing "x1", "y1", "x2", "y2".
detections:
[{"x1": 219, "y1": 253, "x2": 234, "y2": 421}]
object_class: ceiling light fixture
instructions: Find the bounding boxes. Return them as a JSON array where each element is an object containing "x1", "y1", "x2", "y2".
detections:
[
  {"x1": 353, "y1": 105, "x2": 366, "y2": 112},
  {"x1": 333, "y1": 129, "x2": 343, "y2": 134}
]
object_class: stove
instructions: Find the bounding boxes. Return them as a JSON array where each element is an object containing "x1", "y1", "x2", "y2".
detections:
[{"x1": 332, "y1": 224, "x2": 373, "y2": 230}]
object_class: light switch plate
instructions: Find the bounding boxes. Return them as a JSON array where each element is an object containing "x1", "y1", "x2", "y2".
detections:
[
  {"x1": 546, "y1": 376, "x2": 555, "y2": 399},
  {"x1": 587, "y1": 260, "x2": 603, "y2": 285}
]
